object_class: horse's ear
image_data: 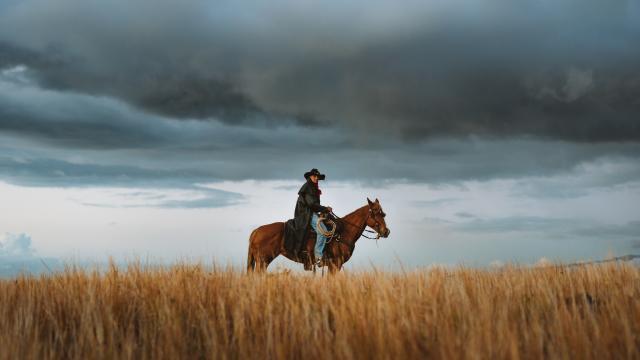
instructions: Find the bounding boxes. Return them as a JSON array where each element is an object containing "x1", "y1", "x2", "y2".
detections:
[
  {"x1": 375, "y1": 198, "x2": 379, "y2": 203},
  {"x1": 367, "y1": 197, "x2": 374, "y2": 206}
]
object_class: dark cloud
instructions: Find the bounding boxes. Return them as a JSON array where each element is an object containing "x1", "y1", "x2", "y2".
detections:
[
  {"x1": 0, "y1": 41, "x2": 65, "y2": 71},
  {"x1": 0, "y1": 0, "x2": 638, "y2": 141},
  {"x1": 1, "y1": 71, "x2": 639, "y2": 188},
  {"x1": 0, "y1": 40, "x2": 266, "y2": 124},
  {"x1": 0, "y1": 156, "x2": 211, "y2": 187},
  {"x1": 0, "y1": 100, "x2": 166, "y2": 150},
  {"x1": 132, "y1": 74, "x2": 262, "y2": 122},
  {"x1": 0, "y1": 154, "x2": 245, "y2": 208},
  {"x1": 3, "y1": 134, "x2": 640, "y2": 190},
  {"x1": 0, "y1": 0, "x2": 639, "y2": 191},
  {"x1": 0, "y1": 68, "x2": 343, "y2": 152}
]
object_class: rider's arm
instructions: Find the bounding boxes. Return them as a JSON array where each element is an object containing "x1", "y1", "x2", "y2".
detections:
[
  {"x1": 304, "y1": 193, "x2": 327, "y2": 213},
  {"x1": 300, "y1": 184, "x2": 328, "y2": 213}
]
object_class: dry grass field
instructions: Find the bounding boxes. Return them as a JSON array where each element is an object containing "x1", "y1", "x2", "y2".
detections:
[{"x1": 0, "y1": 262, "x2": 638, "y2": 359}]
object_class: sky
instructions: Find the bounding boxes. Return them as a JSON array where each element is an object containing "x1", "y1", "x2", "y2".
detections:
[{"x1": 1, "y1": 0, "x2": 639, "y2": 274}]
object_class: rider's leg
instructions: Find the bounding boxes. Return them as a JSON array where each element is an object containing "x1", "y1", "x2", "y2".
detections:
[{"x1": 310, "y1": 213, "x2": 328, "y2": 262}]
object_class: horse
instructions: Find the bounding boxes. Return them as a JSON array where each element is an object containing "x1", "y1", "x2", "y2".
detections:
[{"x1": 247, "y1": 198, "x2": 390, "y2": 273}]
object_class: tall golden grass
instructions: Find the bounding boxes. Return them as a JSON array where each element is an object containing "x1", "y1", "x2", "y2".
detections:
[{"x1": 0, "y1": 262, "x2": 638, "y2": 359}]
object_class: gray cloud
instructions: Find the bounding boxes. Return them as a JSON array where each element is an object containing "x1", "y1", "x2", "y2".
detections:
[
  {"x1": 1, "y1": 74, "x2": 640, "y2": 189},
  {"x1": 455, "y1": 216, "x2": 584, "y2": 235},
  {"x1": 3, "y1": 132, "x2": 640, "y2": 189},
  {"x1": 0, "y1": 0, "x2": 639, "y2": 194},
  {"x1": 0, "y1": 66, "x2": 343, "y2": 151},
  {"x1": 411, "y1": 198, "x2": 461, "y2": 207},
  {"x1": 0, "y1": 0, "x2": 638, "y2": 141},
  {"x1": 0, "y1": 155, "x2": 211, "y2": 187},
  {"x1": 453, "y1": 217, "x2": 640, "y2": 261},
  {"x1": 78, "y1": 186, "x2": 244, "y2": 209},
  {"x1": 454, "y1": 216, "x2": 640, "y2": 244},
  {"x1": 509, "y1": 159, "x2": 640, "y2": 199}
]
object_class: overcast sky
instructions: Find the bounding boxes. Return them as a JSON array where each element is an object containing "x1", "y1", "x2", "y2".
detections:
[{"x1": 1, "y1": 0, "x2": 639, "y2": 274}]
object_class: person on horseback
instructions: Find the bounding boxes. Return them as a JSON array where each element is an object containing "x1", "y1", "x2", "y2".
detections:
[
  {"x1": 294, "y1": 168, "x2": 332, "y2": 265},
  {"x1": 249, "y1": 171, "x2": 391, "y2": 272}
]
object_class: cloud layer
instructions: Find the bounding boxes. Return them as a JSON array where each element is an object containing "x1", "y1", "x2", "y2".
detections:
[
  {"x1": 1, "y1": 63, "x2": 639, "y2": 190},
  {"x1": 1, "y1": 0, "x2": 639, "y2": 141}
]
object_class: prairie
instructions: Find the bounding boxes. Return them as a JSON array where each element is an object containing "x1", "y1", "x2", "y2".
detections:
[{"x1": 0, "y1": 262, "x2": 638, "y2": 359}]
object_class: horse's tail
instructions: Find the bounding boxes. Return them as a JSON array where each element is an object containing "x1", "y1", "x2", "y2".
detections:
[{"x1": 247, "y1": 228, "x2": 258, "y2": 272}]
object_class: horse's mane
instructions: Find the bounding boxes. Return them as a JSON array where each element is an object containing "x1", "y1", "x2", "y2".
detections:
[{"x1": 341, "y1": 204, "x2": 369, "y2": 219}]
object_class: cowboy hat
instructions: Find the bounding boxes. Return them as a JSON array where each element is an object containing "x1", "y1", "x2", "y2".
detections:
[{"x1": 304, "y1": 168, "x2": 325, "y2": 180}]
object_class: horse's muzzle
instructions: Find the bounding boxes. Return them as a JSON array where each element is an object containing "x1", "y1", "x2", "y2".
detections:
[{"x1": 383, "y1": 228, "x2": 391, "y2": 238}]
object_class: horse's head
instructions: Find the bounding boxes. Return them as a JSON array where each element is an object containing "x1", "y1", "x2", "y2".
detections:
[{"x1": 366, "y1": 198, "x2": 391, "y2": 238}]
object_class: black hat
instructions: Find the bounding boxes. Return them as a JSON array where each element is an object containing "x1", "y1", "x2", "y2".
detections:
[{"x1": 304, "y1": 168, "x2": 326, "y2": 180}]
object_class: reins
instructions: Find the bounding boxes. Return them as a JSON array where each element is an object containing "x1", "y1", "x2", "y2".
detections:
[{"x1": 328, "y1": 210, "x2": 381, "y2": 240}]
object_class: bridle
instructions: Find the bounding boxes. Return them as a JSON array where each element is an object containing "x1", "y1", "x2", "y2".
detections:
[
  {"x1": 329, "y1": 206, "x2": 386, "y2": 241},
  {"x1": 365, "y1": 207, "x2": 387, "y2": 239}
]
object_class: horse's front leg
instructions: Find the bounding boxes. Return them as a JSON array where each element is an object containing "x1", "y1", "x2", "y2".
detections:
[{"x1": 327, "y1": 259, "x2": 343, "y2": 274}]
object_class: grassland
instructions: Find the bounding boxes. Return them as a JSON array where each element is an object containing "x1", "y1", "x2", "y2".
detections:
[{"x1": 0, "y1": 262, "x2": 638, "y2": 359}]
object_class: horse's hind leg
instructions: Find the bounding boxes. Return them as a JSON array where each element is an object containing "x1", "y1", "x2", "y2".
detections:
[
  {"x1": 247, "y1": 247, "x2": 256, "y2": 272},
  {"x1": 256, "y1": 255, "x2": 276, "y2": 272},
  {"x1": 247, "y1": 223, "x2": 284, "y2": 273},
  {"x1": 247, "y1": 229, "x2": 259, "y2": 272}
]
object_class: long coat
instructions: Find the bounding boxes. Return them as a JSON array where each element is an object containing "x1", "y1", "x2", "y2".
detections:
[{"x1": 284, "y1": 180, "x2": 328, "y2": 254}]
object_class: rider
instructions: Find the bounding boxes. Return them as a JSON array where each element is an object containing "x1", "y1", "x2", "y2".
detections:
[{"x1": 298, "y1": 168, "x2": 332, "y2": 265}]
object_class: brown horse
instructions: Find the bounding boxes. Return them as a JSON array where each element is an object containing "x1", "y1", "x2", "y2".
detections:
[{"x1": 247, "y1": 198, "x2": 390, "y2": 273}]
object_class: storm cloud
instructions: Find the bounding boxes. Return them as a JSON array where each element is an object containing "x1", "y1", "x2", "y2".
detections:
[
  {"x1": 0, "y1": 0, "x2": 638, "y2": 141},
  {"x1": 1, "y1": 61, "x2": 640, "y2": 191}
]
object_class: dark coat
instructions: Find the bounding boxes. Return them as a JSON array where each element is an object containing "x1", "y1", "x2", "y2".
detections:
[{"x1": 284, "y1": 180, "x2": 328, "y2": 255}]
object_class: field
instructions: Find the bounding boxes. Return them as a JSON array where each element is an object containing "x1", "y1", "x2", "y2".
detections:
[{"x1": 0, "y1": 262, "x2": 638, "y2": 359}]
